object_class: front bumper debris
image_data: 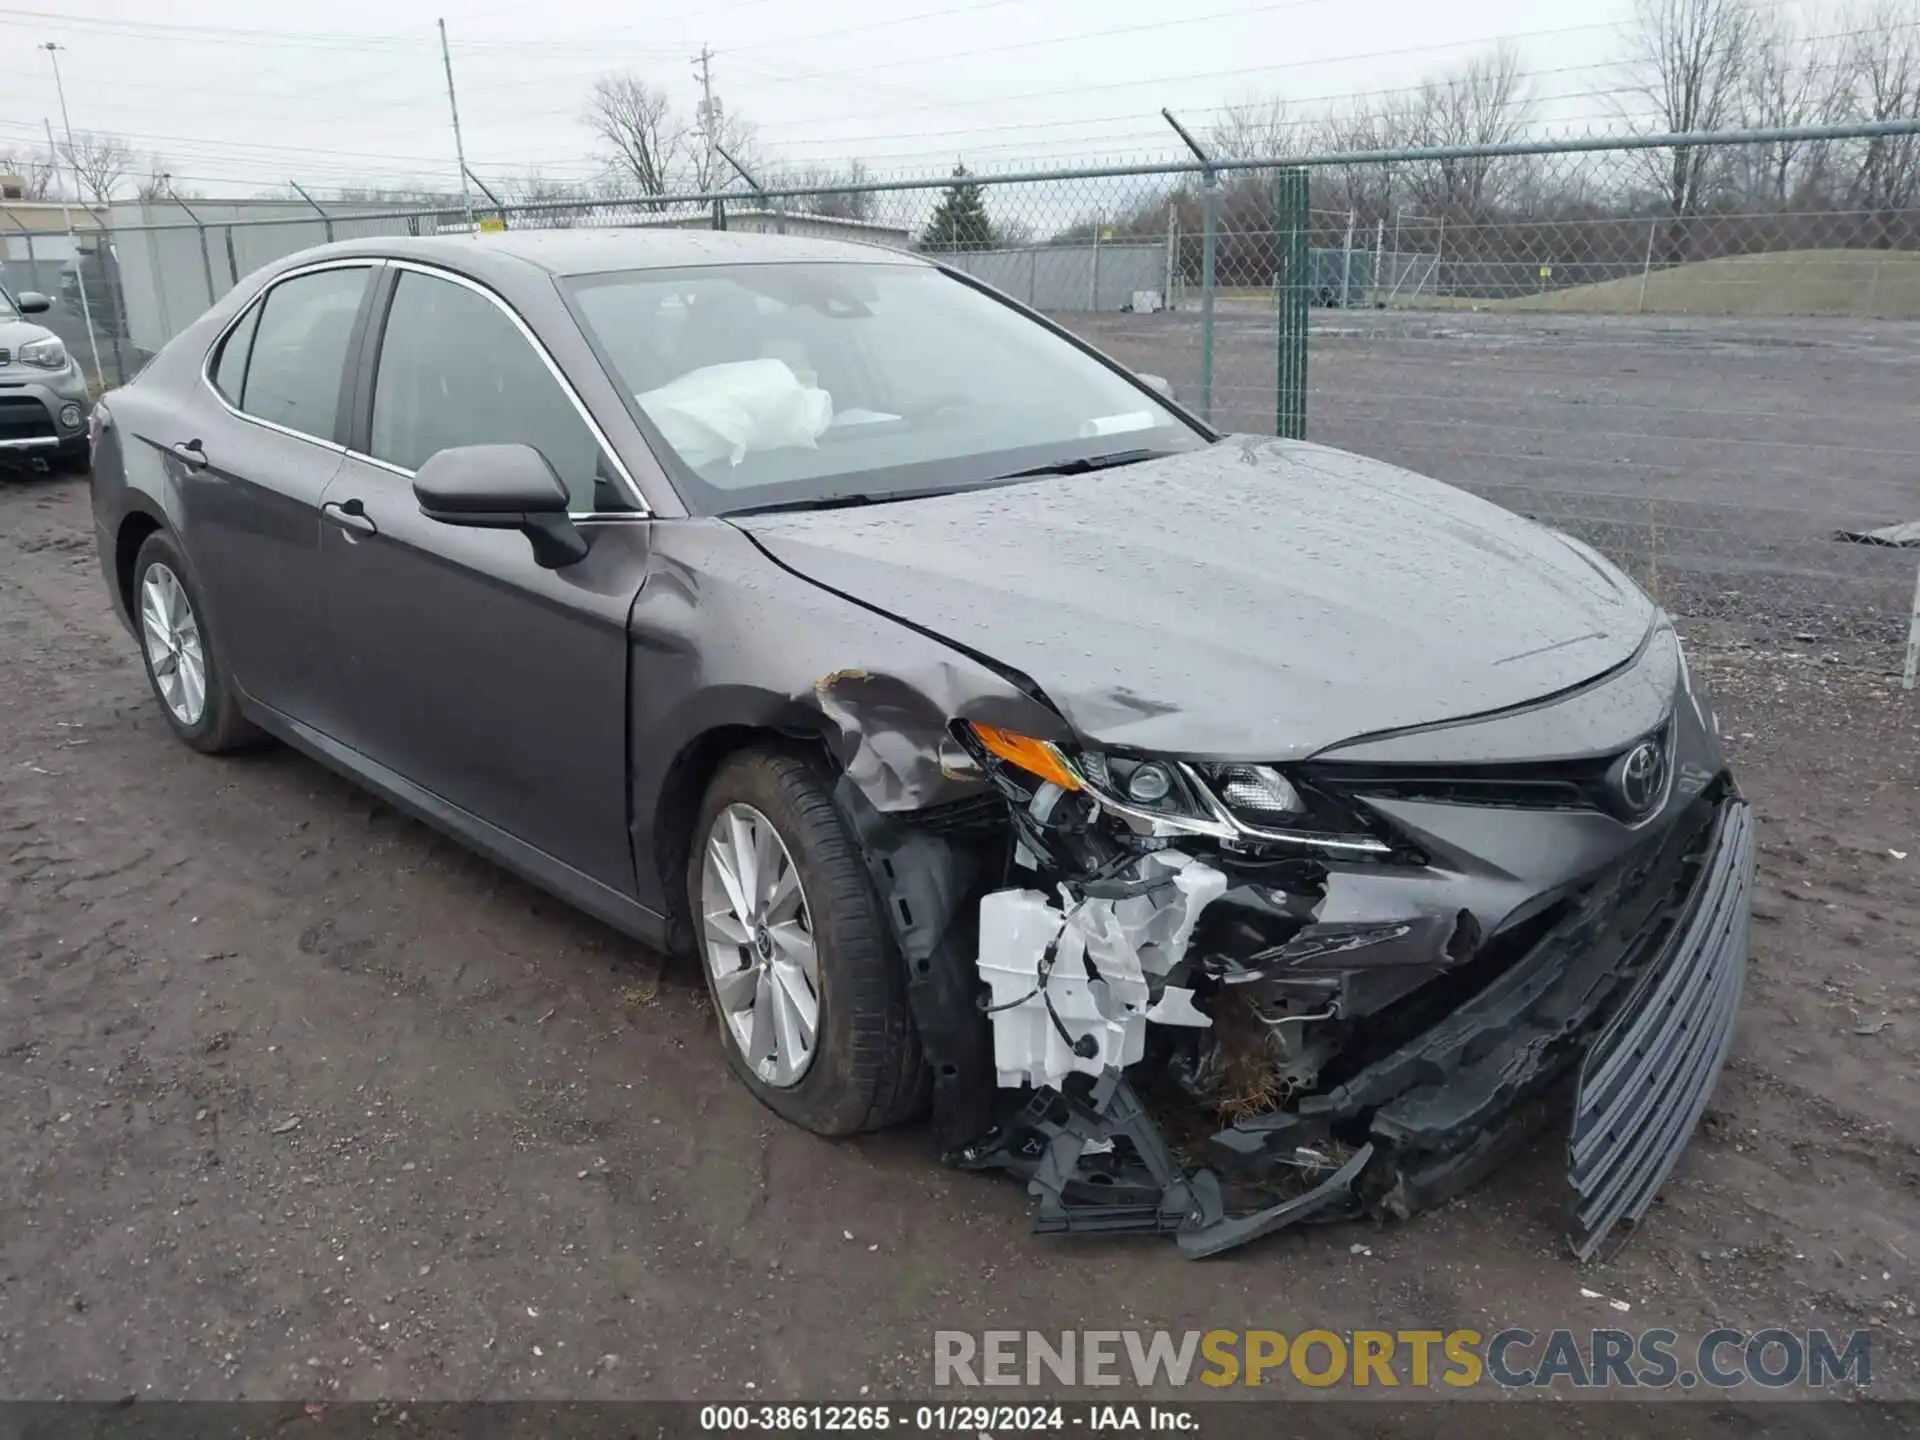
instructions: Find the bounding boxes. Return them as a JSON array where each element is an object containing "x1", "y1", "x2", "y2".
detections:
[
  {"x1": 1570, "y1": 799, "x2": 1754, "y2": 1258},
  {"x1": 956, "y1": 794, "x2": 1754, "y2": 1259}
]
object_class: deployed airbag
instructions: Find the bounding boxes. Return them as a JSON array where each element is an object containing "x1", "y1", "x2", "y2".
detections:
[{"x1": 637, "y1": 358, "x2": 832, "y2": 467}]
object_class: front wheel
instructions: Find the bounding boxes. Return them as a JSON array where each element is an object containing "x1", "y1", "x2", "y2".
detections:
[{"x1": 688, "y1": 749, "x2": 926, "y2": 1136}]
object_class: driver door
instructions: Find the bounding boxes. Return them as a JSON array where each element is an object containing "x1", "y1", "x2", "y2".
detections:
[{"x1": 315, "y1": 264, "x2": 650, "y2": 897}]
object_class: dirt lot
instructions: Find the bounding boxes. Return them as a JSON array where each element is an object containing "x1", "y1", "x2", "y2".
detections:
[
  {"x1": 1070, "y1": 308, "x2": 1920, "y2": 657},
  {"x1": 2, "y1": 472, "x2": 1917, "y2": 1407}
]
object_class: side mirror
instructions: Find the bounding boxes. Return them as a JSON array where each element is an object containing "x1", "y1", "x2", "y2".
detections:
[
  {"x1": 15, "y1": 291, "x2": 50, "y2": 314},
  {"x1": 1137, "y1": 372, "x2": 1175, "y2": 401},
  {"x1": 413, "y1": 443, "x2": 590, "y2": 569}
]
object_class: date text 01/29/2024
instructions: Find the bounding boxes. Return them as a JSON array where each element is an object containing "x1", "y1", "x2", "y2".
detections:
[{"x1": 698, "y1": 1405, "x2": 1197, "y2": 1432}]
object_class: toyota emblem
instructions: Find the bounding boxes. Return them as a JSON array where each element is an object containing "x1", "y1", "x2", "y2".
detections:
[{"x1": 1615, "y1": 738, "x2": 1667, "y2": 817}]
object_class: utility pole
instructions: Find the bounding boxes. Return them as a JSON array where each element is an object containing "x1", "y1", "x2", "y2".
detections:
[
  {"x1": 693, "y1": 46, "x2": 718, "y2": 189},
  {"x1": 38, "y1": 45, "x2": 104, "y2": 387},
  {"x1": 437, "y1": 18, "x2": 477, "y2": 232},
  {"x1": 693, "y1": 44, "x2": 722, "y2": 225}
]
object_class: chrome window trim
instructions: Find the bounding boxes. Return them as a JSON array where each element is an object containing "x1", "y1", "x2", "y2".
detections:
[
  {"x1": 197, "y1": 256, "x2": 377, "y2": 456},
  {"x1": 361, "y1": 259, "x2": 651, "y2": 517}
]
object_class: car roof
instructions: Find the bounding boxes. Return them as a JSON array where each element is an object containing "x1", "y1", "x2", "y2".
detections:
[{"x1": 321, "y1": 228, "x2": 927, "y2": 278}]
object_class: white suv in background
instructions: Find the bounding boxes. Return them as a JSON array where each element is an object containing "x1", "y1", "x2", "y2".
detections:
[{"x1": 0, "y1": 284, "x2": 91, "y2": 474}]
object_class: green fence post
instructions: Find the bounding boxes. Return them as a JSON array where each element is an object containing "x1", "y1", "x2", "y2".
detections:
[
  {"x1": 1199, "y1": 168, "x2": 1217, "y2": 424},
  {"x1": 1276, "y1": 166, "x2": 1308, "y2": 440}
]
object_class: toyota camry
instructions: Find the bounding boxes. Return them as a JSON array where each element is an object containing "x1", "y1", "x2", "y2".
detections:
[{"x1": 87, "y1": 230, "x2": 1753, "y2": 1258}]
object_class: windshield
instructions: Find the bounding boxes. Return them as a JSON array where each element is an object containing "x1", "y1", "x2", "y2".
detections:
[
  {"x1": 0, "y1": 289, "x2": 17, "y2": 321},
  {"x1": 565, "y1": 261, "x2": 1203, "y2": 515}
]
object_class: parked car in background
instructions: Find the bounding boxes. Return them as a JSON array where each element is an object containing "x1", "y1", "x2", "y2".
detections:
[
  {"x1": 0, "y1": 282, "x2": 92, "y2": 474},
  {"x1": 85, "y1": 231, "x2": 1754, "y2": 1259}
]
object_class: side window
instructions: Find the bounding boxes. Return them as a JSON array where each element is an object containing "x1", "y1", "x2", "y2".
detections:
[
  {"x1": 238, "y1": 267, "x2": 369, "y2": 439},
  {"x1": 370, "y1": 270, "x2": 614, "y2": 511},
  {"x1": 209, "y1": 301, "x2": 260, "y2": 405}
]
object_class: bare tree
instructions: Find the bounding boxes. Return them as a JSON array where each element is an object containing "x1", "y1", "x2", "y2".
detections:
[
  {"x1": 1207, "y1": 92, "x2": 1298, "y2": 162},
  {"x1": 0, "y1": 147, "x2": 60, "y2": 200},
  {"x1": 1403, "y1": 43, "x2": 1537, "y2": 217},
  {"x1": 1840, "y1": 0, "x2": 1920, "y2": 245},
  {"x1": 583, "y1": 72, "x2": 685, "y2": 199},
  {"x1": 1620, "y1": 0, "x2": 1755, "y2": 246},
  {"x1": 1315, "y1": 93, "x2": 1420, "y2": 224},
  {"x1": 60, "y1": 130, "x2": 135, "y2": 206},
  {"x1": 786, "y1": 160, "x2": 877, "y2": 220},
  {"x1": 504, "y1": 169, "x2": 587, "y2": 204},
  {"x1": 134, "y1": 163, "x2": 194, "y2": 203},
  {"x1": 692, "y1": 111, "x2": 761, "y2": 196},
  {"x1": 1738, "y1": 10, "x2": 1849, "y2": 207}
]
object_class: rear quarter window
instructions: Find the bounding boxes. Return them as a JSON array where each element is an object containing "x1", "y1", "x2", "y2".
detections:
[{"x1": 209, "y1": 302, "x2": 261, "y2": 405}]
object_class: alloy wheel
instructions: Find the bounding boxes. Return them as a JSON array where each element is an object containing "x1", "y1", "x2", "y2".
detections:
[
  {"x1": 700, "y1": 802, "x2": 820, "y2": 1088},
  {"x1": 140, "y1": 563, "x2": 207, "y2": 727}
]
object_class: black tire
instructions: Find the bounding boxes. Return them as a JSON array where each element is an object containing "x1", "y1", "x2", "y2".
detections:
[
  {"x1": 687, "y1": 748, "x2": 927, "y2": 1136},
  {"x1": 130, "y1": 531, "x2": 261, "y2": 755}
]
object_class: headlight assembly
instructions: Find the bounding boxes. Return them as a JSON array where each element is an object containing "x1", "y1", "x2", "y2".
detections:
[
  {"x1": 962, "y1": 722, "x2": 1392, "y2": 856},
  {"x1": 16, "y1": 336, "x2": 68, "y2": 371}
]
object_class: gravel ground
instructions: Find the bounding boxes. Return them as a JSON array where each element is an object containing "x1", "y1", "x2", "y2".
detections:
[{"x1": 1, "y1": 472, "x2": 1916, "y2": 1405}]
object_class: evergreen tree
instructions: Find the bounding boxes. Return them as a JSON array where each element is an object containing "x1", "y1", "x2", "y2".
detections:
[{"x1": 920, "y1": 164, "x2": 995, "y2": 252}]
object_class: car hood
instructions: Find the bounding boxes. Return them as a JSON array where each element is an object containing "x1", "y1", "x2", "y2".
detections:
[
  {"x1": 732, "y1": 437, "x2": 1655, "y2": 759},
  {"x1": 0, "y1": 317, "x2": 57, "y2": 351}
]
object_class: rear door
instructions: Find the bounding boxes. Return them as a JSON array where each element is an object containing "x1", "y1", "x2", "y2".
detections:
[
  {"x1": 173, "y1": 261, "x2": 375, "y2": 731},
  {"x1": 316, "y1": 262, "x2": 650, "y2": 893}
]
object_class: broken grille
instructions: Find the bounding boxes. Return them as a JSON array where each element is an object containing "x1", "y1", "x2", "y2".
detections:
[{"x1": 1568, "y1": 799, "x2": 1754, "y2": 1260}]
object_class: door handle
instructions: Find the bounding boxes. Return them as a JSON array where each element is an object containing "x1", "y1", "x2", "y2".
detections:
[
  {"x1": 322, "y1": 498, "x2": 378, "y2": 537},
  {"x1": 171, "y1": 439, "x2": 208, "y2": 472}
]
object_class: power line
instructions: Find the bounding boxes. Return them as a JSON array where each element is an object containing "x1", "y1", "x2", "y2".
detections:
[
  {"x1": 0, "y1": 7, "x2": 424, "y2": 49},
  {"x1": 713, "y1": 0, "x2": 1027, "y2": 56},
  {"x1": 729, "y1": 0, "x2": 1405, "y2": 86},
  {"x1": 3, "y1": 5, "x2": 1895, "y2": 196}
]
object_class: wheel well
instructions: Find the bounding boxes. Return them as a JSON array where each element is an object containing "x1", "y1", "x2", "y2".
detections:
[
  {"x1": 115, "y1": 512, "x2": 163, "y2": 620},
  {"x1": 652, "y1": 724, "x2": 836, "y2": 950}
]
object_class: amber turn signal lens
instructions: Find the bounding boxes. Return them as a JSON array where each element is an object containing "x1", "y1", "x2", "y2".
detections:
[{"x1": 967, "y1": 722, "x2": 1083, "y2": 791}]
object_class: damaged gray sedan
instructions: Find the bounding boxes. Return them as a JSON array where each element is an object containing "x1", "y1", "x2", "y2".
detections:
[{"x1": 88, "y1": 231, "x2": 1754, "y2": 1260}]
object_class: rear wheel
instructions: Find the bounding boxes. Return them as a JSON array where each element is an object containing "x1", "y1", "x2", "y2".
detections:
[
  {"x1": 688, "y1": 749, "x2": 926, "y2": 1136},
  {"x1": 132, "y1": 531, "x2": 260, "y2": 754}
]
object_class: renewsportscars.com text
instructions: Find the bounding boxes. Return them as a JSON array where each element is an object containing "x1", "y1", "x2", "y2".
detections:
[{"x1": 933, "y1": 1328, "x2": 1873, "y2": 1390}]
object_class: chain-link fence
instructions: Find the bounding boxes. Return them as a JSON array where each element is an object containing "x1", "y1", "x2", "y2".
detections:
[{"x1": 5, "y1": 119, "x2": 1917, "y2": 666}]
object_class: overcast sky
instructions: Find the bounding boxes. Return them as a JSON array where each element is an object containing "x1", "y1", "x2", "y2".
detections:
[{"x1": 0, "y1": 0, "x2": 1828, "y2": 198}]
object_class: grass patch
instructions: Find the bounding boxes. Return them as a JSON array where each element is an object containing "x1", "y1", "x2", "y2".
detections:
[{"x1": 1500, "y1": 248, "x2": 1920, "y2": 319}]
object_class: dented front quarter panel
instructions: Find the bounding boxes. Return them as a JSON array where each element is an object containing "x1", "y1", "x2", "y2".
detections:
[{"x1": 624, "y1": 518, "x2": 1063, "y2": 916}]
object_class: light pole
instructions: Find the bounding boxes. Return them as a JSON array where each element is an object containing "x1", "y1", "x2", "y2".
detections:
[
  {"x1": 38, "y1": 41, "x2": 105, "y2": 386},
  {"x1": 436, "y1": 19, "x2": 476, "y2": 234}
]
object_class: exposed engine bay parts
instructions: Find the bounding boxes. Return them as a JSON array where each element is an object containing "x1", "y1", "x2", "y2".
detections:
[
  {"x1": 977, "y1": 852, "x2": 1223, "y2": 1090},
  {"x1": 832, "y1": 651, "x2": 1755, "y2": 1261}
]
